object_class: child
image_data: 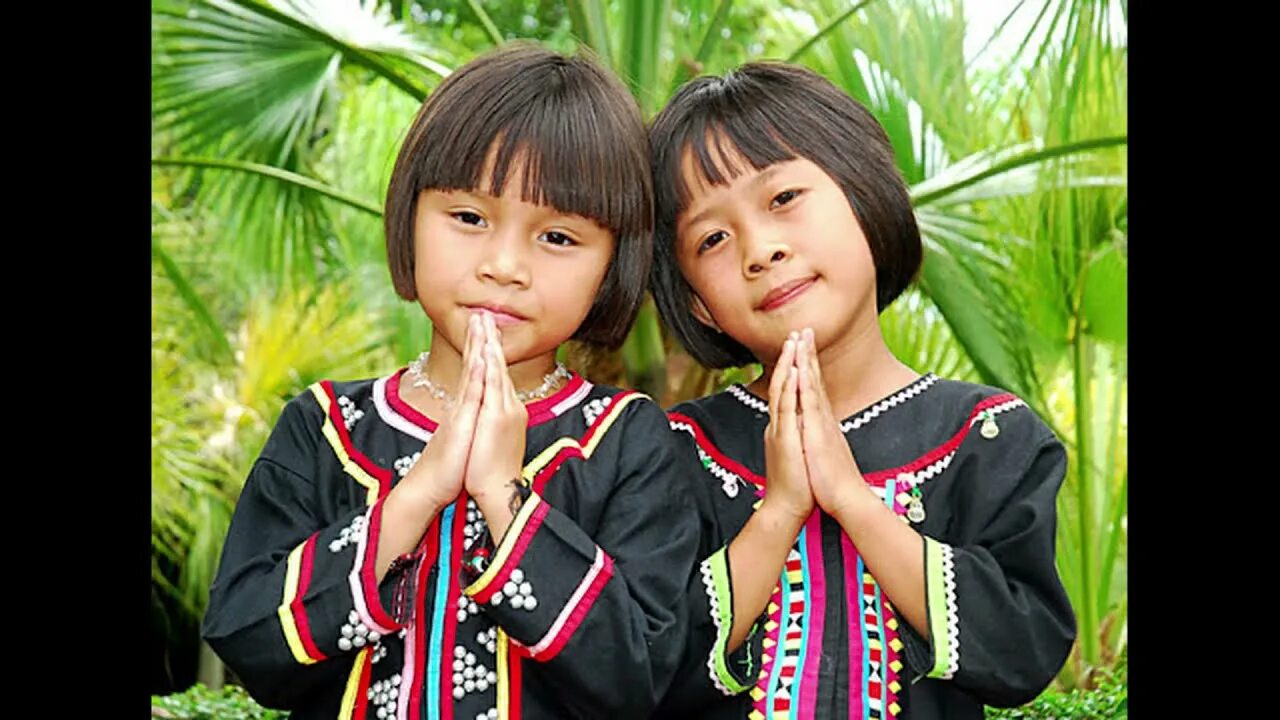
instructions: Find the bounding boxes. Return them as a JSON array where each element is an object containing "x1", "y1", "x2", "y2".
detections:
[
  {"x1": 203, "y1": 44, "x2": 699, "y2": 720},
  {"x1": 648, "y1": 62, "x2": 1076, "y2": 719}
]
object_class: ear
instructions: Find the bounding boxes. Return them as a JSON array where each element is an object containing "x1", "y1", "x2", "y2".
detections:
[{"x1": 690, "y1": 293, "x2": 723, "y2": 333}]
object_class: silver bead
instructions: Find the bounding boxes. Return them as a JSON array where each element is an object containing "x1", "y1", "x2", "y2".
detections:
[
  {"x1": 464, "y1": 666, "x2": 475, "y2": 680},
  {"x1": 510, "y1": 568, "x2": 524, "y2": 583},
  {"x1": 518, "y1": 582, "x2": 532, "y2": 596},
  {"x1": 457, "y1": 609, "x2": 468, "y2": 623},
  {"x1": 454, "y1": 659, "x2": 465, "y2": 672},
  {"x1": 981, "y1": 418, "x2": 1000, "y2": 439},
  {"x1": 524, "y1": 596, "x2": 538, "y2": 611},
  {"x1": 455, "y1": 646, "x2": 467, "y2": 658},
  {"x1": 338, "y1": 637, "x2": 353, "y2": 652},
  {"x1": 353, "y1": 635, "x2": 366, "y2": 648},
  {"x1": 486, "y1": 670, "x2": 497, "y2": 684},
  {"x1": 377, "y1": 705, "x2": 387, "y2": 719},
  {"x1": 453, "y1": 686, "x2": 466, "y2": 700},
  {"x1": 476, "y1": 677, "x2": 489, "y2": 692},
  {"x1": 349, "y1": 610, "x2": 361, "y2": 623},
  {"x1": 341, "y1": 625, "x2": 355, "y2": 638},
  {"x1": 369, "y1": 631, "x2": 381, "y2": 642},
  {"x1": 503, "y1": 581, "x2": 518, "y2": 597},
  {"x1": 490, "y1": 593, "x2": 503, "y2": 606},
  {"x1": 465, "y1": 652, "x2": 476, "y2": 665},
  {"x1": 511, "y1": 595, "x2": 525, "y2": 610},
  {"x1": 464, "y1": 679, "x2": 476, "y2": 692},
  {"x1": 392, "y1": 674, "x2": 401, "y2": 686},
  {"x1": 488, "y1": 709, "x2": 497, "y2": 719},
  {"x1": 453, "y1": 672, "x2": 464, "y2": 685},
  {"x1": 355, "y1": 624, "x2": 369, "y2": 636}
]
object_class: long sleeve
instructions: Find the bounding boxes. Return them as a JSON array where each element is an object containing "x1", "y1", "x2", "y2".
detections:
[
  {"x1": 202, "y1": 397, "x2": 411, "y2": 709},
  {"x1": 654, "y1": 421, "x2": 768, "y2": 715},
  {"x1": 899, "y1": 429, "x2": 1077, "y2": 708},
  {"x1": 460, "y1": 396, "x2": 701, "y2": 719}
]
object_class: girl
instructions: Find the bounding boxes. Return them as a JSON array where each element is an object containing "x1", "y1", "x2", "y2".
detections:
[
  {"x1": 202, "y1": 44, "x2": 699, "y2": 720},
  {"x1": 648, "y1": 62, "x2": 1076, "y2": 719}
]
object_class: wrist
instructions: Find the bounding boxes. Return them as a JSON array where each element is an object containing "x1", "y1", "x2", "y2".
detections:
[{"x1": 758, "y1": 496, "x2": 811, "y2": 534}]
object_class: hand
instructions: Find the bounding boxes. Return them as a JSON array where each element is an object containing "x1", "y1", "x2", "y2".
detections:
[
  {"x1": 464, "y1": 313, "x2": 529, "y2": 527},
  {"x1": 761, "y1": 333, "x2": 815, "y2": 526},
  {"x1": 794, "y1": 328, "x2": 877, "y2": 520},
  {"x1": 397, "y1": 313, "x2": 487, "y2": 510}
]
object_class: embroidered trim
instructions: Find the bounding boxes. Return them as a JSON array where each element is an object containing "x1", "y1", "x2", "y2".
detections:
[
  {"x1": 722, "y1": 374, "x2": 939, "y2": 434},
  {"x1": 700, "y1": 548, "x2": 752, "y2": 695},
  {"x1": 670, "y1": 419, "x2": 751, "y2": 499},
  {"x1": 726, "y1": 384, "x2": 769, "y2": 414},
  {"x1": 373, "y1": 375, "x2": 435, "y2": 442},
  {"x1": 514, "y1": 547, "x2": 614, "y2": 661},
  {"x1": 924, "y1": 537, "x2": 960, "y2": 679},
  {"x1": 939, "y1": 543, "x2": 959, "y2": 679},
  {"x1": 840, "y1": 374, "x2": 939, "y2": 432}
]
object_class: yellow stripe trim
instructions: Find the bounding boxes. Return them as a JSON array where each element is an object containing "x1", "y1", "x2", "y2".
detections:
[
  {"x1": 338, "y1": 647, "x2": 371, "y2": 719},
  {"x1": 466, "y1": 393, "x2": 648, "y2": 596},
  {"x1": 464, "y1": 494, "x2": 544, "y2": 596},
  {"x1": 276, "y1": 542, "x2": 317, "y2": 665},
  {"x1": 497, "y1": 628, "x2": 510, "y2": 720},
  {"x1": 310, "y1": 383, "x2": 380, "y2": 505},
  {"x1": 519, "y1": 393, "x2": 648, "y2": 482}
]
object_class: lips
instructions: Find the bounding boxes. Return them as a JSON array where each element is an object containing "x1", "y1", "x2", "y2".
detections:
[
  {"x1": 756, "y1": 276, "x2": 818, "y2": 312},
  {"x1": 464, "y1": 303, "x2": 528, "y2": 326}
]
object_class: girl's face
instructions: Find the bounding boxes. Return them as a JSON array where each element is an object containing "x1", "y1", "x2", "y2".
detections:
[
  {"x1": 674, "y1": 149, "x2": 879, "y2": 364},
  {"x1": 413, "y1": 158, "x2": 615, "y2": 365}
]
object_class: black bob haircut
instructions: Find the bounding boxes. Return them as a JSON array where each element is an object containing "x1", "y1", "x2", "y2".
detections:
[
  {"x1": 649, "y1": 61, "x2": 922, "y2": 368},
  {"x1": 385, "y1": 43, "x2": 653, "y2": 349}
]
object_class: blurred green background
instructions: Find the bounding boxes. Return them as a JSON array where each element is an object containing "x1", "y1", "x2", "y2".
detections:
[{"x1": 151, "y1": 0, "x2": 1127, "y2": 707}]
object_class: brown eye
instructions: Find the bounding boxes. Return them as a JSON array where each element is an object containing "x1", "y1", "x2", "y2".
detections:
[
  {"x1": 451, "y1": 211, "x2": 487, "y2": 227},
  {"x1": 769, "y1": 190, "x2": 800, "y2": 209},
  {"x1": 698, "y1": 230, "x2": 728, "y2": 256},
  {"x1": 539, "y1": 231, "x2": 577, "y2": 247}
]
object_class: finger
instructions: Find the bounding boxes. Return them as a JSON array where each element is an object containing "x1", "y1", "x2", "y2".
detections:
[
  {"x1": 803, "y1": 328, "x2": 835, "y2": 421},
  {"x1": 768, "y1": 335, "x2": 797, "y2": 412},
  {"x1": 777, "y1": 362, "x2": 799, "y2": 441},
  {"x1": 453, "y1": 315, "x2": 482, "y2": 407}
]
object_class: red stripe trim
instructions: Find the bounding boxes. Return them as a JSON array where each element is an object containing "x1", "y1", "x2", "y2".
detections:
[
  {"x1": 528, "y1": 390, "x2": 638, "y2": 493},
  {"x1": 385, "y1": 371, "x2": 440, "y2": 433},
  {"x1": 321, "y1": 381, "x2": 394, "y2": 490},
  {"x1": 524, "y1": 373, "x2": 587, "y2": 424},
  {"x1": 352, "y1": 650, "x2": 373, "y2": 720},
  {"x1": 359, "y1": 500, "x2": 402, "y2": 631},
  {"x1": 527, "y1": 553, "x2": 614, "y2": 662},
  {"x1": 407, "y1": 516, "x2": 440, "y2": 720},
  {"x1": 863, "y1": 394, "x2": 1017, "y2": 486},
  {"x1": 667, "y1": 411, "x2": 767, "y2": 486},
  {"x1": 291, "y1": 534, "x2": 327, "y2": 662},
  {"x1": 508, "y1": 644, "x2": 523, "y2": 720}
]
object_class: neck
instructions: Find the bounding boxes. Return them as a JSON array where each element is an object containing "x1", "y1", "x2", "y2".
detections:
[
  {"x1": 421, "y1": 341, "x2": 561, "y2": 399},
  {"x1": 752, "y1": 310, "x2": 918, "y2": 418}
]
